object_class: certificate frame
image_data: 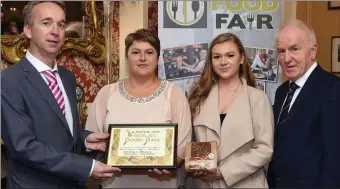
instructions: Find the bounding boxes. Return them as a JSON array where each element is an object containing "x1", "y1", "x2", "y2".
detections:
[{"x1": 105, "y1": 123, "x2": 178, "y2": 169}]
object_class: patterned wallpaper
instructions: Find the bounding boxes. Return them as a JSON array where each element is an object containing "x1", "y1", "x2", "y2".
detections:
[
  {"x1": 110, "y1": 2, "x2": 121, "y2": 85},
  {"x1": 148, "y1": 1, "x2": 158, "y2": 34},
  {"x1": 1, "y1": 1, "x2": 158, "y2": 103},
  {"x1": 58, "y1": 53, "x2": 106, "y2": 102}
]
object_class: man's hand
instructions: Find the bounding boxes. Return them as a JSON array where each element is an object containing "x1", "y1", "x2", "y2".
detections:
[
  {"x1": 91, "y1": 160, "x2": 121, "y2": 180},
  {"x1": 85, "y1": 132, "x2": 109, "y2": 152}
]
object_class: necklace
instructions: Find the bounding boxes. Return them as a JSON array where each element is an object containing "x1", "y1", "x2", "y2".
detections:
[{"x1": 219, "y1": 82, "x2": 241, "y2": 114}]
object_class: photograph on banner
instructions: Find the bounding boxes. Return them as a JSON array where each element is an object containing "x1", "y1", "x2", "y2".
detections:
[
  {"x1": 255, "y1": 81, "x2": 266, "y2": 92},
  {"x1": 244, "y1": 47, "x2": 278, "y2": 82},
  {"x1": 162, "y1": 43, "x2": 209, "y2": 80}
]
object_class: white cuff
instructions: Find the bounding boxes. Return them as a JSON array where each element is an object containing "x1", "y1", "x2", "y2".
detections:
[
  {"x1": 84, "y1": 138, "x2": 92, "y2": 152},
  {"x1": 89, "y1": 159, "x2": 95, "y2": 177}
]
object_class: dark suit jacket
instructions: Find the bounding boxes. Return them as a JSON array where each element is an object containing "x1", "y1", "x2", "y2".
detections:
[
  {"x1": 267, "y1": 65, "x2": 340, "y2": 188},
  {"x1": 1, "y1": 57, "x2": 93, "y2": 188}
]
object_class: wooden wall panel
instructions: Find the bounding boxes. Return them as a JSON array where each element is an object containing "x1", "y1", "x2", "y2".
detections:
[{"x1": 297, "y1": 1, "x2": 340, "y2": 75}]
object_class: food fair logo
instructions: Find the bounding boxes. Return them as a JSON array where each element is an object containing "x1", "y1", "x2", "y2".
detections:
[
  {"x1": 213, "y1": 1, "x2": 279, "y2": 30},
  {"x1": 163, "y1": 1, "x2": 279, "y2": 30},
  {"x1": 164, "y1": 1, "x2": 207, "y2": 28}
]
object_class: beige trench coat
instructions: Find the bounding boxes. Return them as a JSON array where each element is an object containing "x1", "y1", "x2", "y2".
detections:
[{"x1": 188, "y1": 79, "x2": 274, "y2": 188}]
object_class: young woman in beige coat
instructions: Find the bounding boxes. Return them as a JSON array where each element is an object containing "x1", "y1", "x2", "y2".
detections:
[{"x1": 187, "y1": 33, "x2": 274, "y2": 188}]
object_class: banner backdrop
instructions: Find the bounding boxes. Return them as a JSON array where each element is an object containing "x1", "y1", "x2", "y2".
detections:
[{"x1": 158, "y1": 1, "x2": 283, "y2": 104}]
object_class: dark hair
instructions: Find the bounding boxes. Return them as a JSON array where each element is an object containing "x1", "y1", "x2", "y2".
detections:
[
  {"x1": 23, "y1": 1, "x2": 66, "y2": 26},
  {"x1": 189, "y1": 33, "x2": 256, "y2": 119},
  {"x1": 125, "y1": 29, "x2": 160, "y2": 58}
]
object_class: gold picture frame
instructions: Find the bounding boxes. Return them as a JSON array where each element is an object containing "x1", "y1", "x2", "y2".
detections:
[
  {"x1": 1, "y1": 1, "x2": 105, "y2": 64},
  {"x1": 106, "y1": 124, "x2": 178, "y2": 169}
]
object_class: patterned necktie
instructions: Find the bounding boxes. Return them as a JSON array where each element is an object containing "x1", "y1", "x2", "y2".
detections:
[
  {"x1": 42, "y1": 70, "x2": 65, "y2": 115},
  {"x1": 277, "y1": 82, "x2": 300, "y2": 125}
]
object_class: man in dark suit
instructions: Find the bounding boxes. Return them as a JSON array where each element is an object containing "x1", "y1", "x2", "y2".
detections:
[
  {"x1": 267, "y1": 19, "x2": 340, "y2": 188},
  {"x1": 1, "y1": 2, "x2": 120, "y2": 188}
]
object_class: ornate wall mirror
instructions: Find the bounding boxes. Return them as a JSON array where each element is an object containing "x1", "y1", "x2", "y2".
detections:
[{"x1": 1, "y1": 1, "x2": 105, "y2": 64}]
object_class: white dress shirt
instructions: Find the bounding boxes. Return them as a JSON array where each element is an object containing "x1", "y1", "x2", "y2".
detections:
[
  {"x1": 26, "y1": 51, "x2": 94, "y2": 177},
  {"x1": 286, "y1": 62, "x2": 318, "y2": 111},
  {"x1": 26, "y1": 51, "x2": 74, "y2": 135}
]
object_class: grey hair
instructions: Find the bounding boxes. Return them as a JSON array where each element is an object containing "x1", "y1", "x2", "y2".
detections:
[
  {"x1": 275, "y1": 19, "x2": 317, "y2": 46},
  {"x1": 23, "y1": 1, "x2": 66, "y2": 26}
]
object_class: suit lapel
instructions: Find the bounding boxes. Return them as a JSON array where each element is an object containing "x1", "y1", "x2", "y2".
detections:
[
  {"x1": 286, "y1": 66, "x2": 322, "y2": 122},
  {"x1": 274, "y1": 82, "x2": 289, "y2": 132},
  {"x1": 21, "y1": 59, "x2": 73, "y2": 137},
  {"x1": 58, "y1": 67, "x2": 78, "y2": 140},
  {"x1": 276, "y1": 65, "x2": 323, "y2": 141}
]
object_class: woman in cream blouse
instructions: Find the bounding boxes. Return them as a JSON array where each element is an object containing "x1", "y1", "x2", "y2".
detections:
[
  {"x1": 187, "y1": 33, "x2": 274, "y2": 188},
  {"x1": 85, "y1": 29, "x2": 192, "y2": 188}
]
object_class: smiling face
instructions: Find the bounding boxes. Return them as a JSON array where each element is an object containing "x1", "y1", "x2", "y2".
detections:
[
  {"x1": 126, "y1": 41, "x2": 159, "y2": 77},
  {"x1": 211, "y1": 41, "x2": 244, "y2": 81},
  {"x1": 24, "y1": 2, "x2": 66, "y2": 59},
  {"x1": 200, "y1": 49, "x2": 207, "y2": 60},
  {"x1": 276, "y1": 24, "x2": 317, "y2": 81}
]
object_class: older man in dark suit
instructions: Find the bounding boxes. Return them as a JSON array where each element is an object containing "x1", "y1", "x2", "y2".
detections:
[
  {"x1": 267, "y1": 19, "x2": 340, "y2": 188},
  {"x1": 1, "y1": 2, "x2": 120, "y2": 188}
]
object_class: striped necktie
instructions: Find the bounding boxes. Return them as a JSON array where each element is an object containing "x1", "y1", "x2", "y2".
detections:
[
  {"x1": 42, "y1": 70, "x2": 65, "y2": 115},
  {"x1": 277, "y1": 82, "x2": 300, "y2": 125}
]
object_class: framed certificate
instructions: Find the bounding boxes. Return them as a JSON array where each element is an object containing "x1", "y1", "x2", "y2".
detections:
[{"x1": 105, "y1": 124, "x2": 178, "y2": 169}]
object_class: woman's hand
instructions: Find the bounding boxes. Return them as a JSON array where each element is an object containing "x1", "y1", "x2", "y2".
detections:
[
  {"x1": 189, "y1": 169, "x2": 223, "y2": 182},
  {"x1": 147, "y1": 168, "x2": 173, "y2": 181},
  {"x1": 199, "y1": 169, "x2": 223, "y2": 182}
]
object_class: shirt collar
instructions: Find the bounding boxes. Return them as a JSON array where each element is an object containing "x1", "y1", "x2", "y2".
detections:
[
  {"x1": 26, "y1": 51, "x2": 58, "y2": 73},
  {"x1": 291, "y1": 62, "x2": 317, "y2": 88}
]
